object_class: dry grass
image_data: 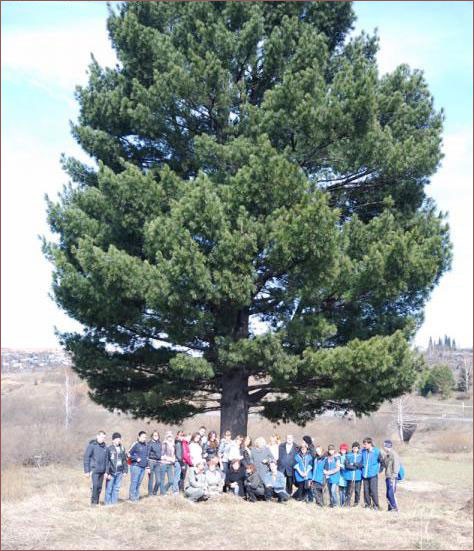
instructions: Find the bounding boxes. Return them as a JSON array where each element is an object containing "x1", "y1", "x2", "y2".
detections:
[{"x1": 1, "y1": 369, "x2": 473, "y2": 549}]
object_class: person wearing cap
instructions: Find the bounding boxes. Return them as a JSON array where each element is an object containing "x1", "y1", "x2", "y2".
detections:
[
  {"x1": 361, "y1": 436, "x2": 383, "y2": 510},
  {"x1": 382, "y1": 439, "x2": 400, "y2": 512},
  {"x1": 105, "y1": 432, "x2": 128, "y2": 505},
  {"x1": 343, "y1": 441, "x2": 363, "y2": 507},
  {"x1": 337, "y1": 443, "x2": 349, "y2": 506}
]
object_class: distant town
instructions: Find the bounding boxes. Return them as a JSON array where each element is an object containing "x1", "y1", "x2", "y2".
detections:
[{"x1": 1, "y1": 348, "x2": 71, "y2": 373}]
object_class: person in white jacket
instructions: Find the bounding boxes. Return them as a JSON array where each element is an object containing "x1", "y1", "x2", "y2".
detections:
[{"x1": 189, "y1": 432, "x2": 204, "y2": 466}]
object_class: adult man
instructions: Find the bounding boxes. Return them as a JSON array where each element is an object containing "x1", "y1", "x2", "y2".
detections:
[
  {"x1": 263, "y1": 460, "x2": 290, "y2": 503},
  {"x1": 128, "y1": 431, "x2": 150, "y2": 502},
  {"x1": 83, "y1": 430, "x2": 108, "y2": 506},
  {"x1": 147, "y1": 431, "x2": 162, "y2": 496},
  {"x1": 343, "y1": 441, "x2": 363, "y2": 507},
  {"x1": 361, "y1": 437, "x2": 383, "y2": 510},
  {"x1": 277, "y1": 434, "x2": 297, "y2": 494},
  {"x1": 105, "y1": 432, "x2": 128, "y2": 505},
  {"x1": 382, "y1": 439, "x2": 400, "y2": 512},
  {"x1": 198, "y1": 425, "x2": 208, "y2": 449}
]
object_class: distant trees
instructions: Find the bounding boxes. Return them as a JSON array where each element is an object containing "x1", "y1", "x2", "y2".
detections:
[
  {"x1": 457, "y1": 361, "x2": 473, "y2": 392},
  {"x1": 428, "y1": 335, "x2": 457, "y2": 351},
  {"x1": 418, "y1": 363, "x2": 455, "y2": 399}
]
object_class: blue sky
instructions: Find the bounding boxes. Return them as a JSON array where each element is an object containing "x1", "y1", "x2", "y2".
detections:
[{"x1": 2, "y1": 1, "x2": 472, "y2": 349}]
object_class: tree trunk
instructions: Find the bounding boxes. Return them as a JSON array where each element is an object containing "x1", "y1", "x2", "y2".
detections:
[{"x1": 220, "y1": 370, "x2": 249, "y2": 437}]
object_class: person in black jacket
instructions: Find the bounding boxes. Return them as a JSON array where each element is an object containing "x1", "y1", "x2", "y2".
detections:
[
  {"x1": 84, "y1": 430, "x2": 108, "y2": 505},
  {"x1": 147, "y1": 431, "x2": 162, "y2": 496},
  {"x1": 105, "y1": 432, "x2": 128, "y2": 505},
  {"x1": 225, "y1": 459, "x2": 246, "y2": 497},
  {"x1": 277, "y1": 434, "x2": 297, "y2": 495},
  {"x1": 128, "y1": 431, "x2": 150, "y2": 502}
]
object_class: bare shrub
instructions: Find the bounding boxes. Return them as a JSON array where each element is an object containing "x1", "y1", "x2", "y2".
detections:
[{"x1": 430, "y1": 431, "x2": 473, "y2": 453}]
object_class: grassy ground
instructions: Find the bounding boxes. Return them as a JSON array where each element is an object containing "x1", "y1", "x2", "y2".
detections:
[{"x1": 1, "y1": 448, "x2": 472, "y2": 550}]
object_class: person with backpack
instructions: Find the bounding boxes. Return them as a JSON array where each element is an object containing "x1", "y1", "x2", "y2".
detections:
[
  {"x1": 128, "y1": 431, "x2": 150, "y2": 502},
  {"x1": 147, "y1": 431, "x2": 161, "y2": 496},
  {"x1": 105, "y1": 432, "x2": 128, "y2": 505},
  {"x1": 343, "y1": 441, "x2": 363, "y2": 507},
  {"x1": 323, "y1": 444, "x2": 340, "y2": 507},
  {"x1": 382, "y1": 439, "x2": 401, "y2": 512},
  {"x1": 311, "y1": 445, "x2": 326, "y2": 507},
  {"x1": 83, "y1": 430, "x2": 109, "y2": 506},
  {"x1": 361, "y1": 437, "x2": 383, "y2": 510}
]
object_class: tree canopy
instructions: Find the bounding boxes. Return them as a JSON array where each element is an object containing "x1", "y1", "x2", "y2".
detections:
[{"x1": 44, "y1": 1, "x2": 452, "y2": 435}]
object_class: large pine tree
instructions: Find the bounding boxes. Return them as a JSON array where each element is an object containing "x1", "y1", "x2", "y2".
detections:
[{"x1": 44, "y1": 1, "x2": 451, "y2": 435}]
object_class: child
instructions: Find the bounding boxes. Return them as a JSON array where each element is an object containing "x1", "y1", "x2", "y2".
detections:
[
  {"x1": 323, "y1": 444, "x2": 340, "y2": 507},
  {"x1": 361, "y1": 437, "x2": 383, "y2": 510},
  {"x1": 293, "y1": 441, "x2": 314, "y2": 502},
  {"x1": 338, "y1": 443, "x2": 348, "y2": 506},
  {"x1": 343, "y1": 441, "x2": 363, "y2": 507},
  {"x1": 312, "y1": 444, "x2": 326, "y2": 507},
  {"x1": 382, "y1": 439, "x2": 400, "y2": 512}
]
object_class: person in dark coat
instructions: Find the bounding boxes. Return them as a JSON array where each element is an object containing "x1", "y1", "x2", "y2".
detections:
[
  {"x1": 277, "y1": 434, "x2": 297, "y2": 494},
  {"x1": 225, "y1": 459, "x2": 246, "y2": 497},
  {"x1": 147, "y1": 431, "x2": 162, "y2": 496},
  {"x1": 105, "y1": 432, "x2": 128, "y2": 505},
  {"x1": 83, "y1": 430, "x2": 109, "y2": 505},
  {"x1": 244, "y1": 463, "x2": 265, "y2": 502}
]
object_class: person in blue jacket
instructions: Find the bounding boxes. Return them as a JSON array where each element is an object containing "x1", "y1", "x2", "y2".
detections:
[
  {"x1": 311, "y1": 444, "x2": 326, "y2": 507},
  {"x1": 343, "y1": 441, "x2": 363, "y2": 507},
  {"x1": 323, "y1": 444, "x2": 340, "y2": 507},
  {"x1": 128, "y1": 431, "x2": 150, "y2": 502},
  {"x1": 293, "y1": 441, "x2": 313, "y2": 502},
  {"x1": 361, "y1": 436, "x2": 383, "y2": 510},
  {"x1": 337, "y1": 443, "x2": 348, "y2": 506}
]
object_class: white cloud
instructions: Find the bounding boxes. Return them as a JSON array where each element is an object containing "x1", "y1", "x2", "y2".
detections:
[{"x1": 2, "y1": 21, "x2": 117, "y2": 97}]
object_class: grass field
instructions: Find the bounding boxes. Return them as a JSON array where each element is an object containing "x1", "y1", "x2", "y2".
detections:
[{"x1": 1, "y1": 369, "x2": 473, "y2": 550}]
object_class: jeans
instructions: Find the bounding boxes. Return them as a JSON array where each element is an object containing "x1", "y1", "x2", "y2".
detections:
[
  {"x1": 363, "y1": 476, "x2": 380, "y2": 508},
  {"x1": 90, "y1": 471, "x2": 105, "y2": 504},
  {"x1": 339, "y1": 485, "x2": 346, "y2": 506},
  {"x1": 265, "y1": 488, "x2": 289, "y2": 502},
  {"x1": 148, "y1": 460, "x2": 161, "y2": 495},
  {"x1": 345, "y1": 480, "x2": 361, "y2": 506},
  {"x1": 159, "y1": 462, "x2": 174, "y2": 495},
  {"x1": 313, "y1": 482, "x2": 324, "y2": 506},
  {"x1": 172, "y1": 461, "x2": 182, "y2": 494},
  {"x1": 105, "y1": 471, "x2": 123, "y2": 505},
  {"x1": 386, "y1": 478, "x2": 398, "y2": 510},
  {"x1": 129, "y1": 465, "x2": 146, "y2": 501},
  {"x1": 328, "y1": 482, "x2": 339, "y2": 507}
]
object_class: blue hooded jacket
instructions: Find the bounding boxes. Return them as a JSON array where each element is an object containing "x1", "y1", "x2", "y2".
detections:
[
  {"x1": 361, "y1": 446, "x2": 382, "y2": 479},
  {"x1": 294, "y1": 452, "x2": 313, "y2": 482},
  {"x1": 323, "y1": 455, "x2": 340, "y2": 484},
  {"x1": 312, "y1": 455, "x2": 326, "y2": 484},
  {"x1": 343, "y1": 451, "x2": 363, "y2": 482}
]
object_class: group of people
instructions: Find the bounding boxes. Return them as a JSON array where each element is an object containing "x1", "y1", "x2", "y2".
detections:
[{"x1": 83, "y1": 426, "x2": 402, "y2": 512}]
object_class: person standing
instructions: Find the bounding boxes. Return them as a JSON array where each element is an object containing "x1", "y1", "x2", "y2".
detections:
[
  {"x1": 105, "y1": 432, "x2": 128, "y2": 505},
  {"x1": 128, "y1": 431, "x2": 150, "y2": 502},
  {"x1": 203, "y1": 431, "x2": 219, "y2": 461},
  {"x1": 241, "y1": 435, "x2": 253, "y2": 468},
  {"x1": 147, "y1": 431, "x2": 162, "y2": 496},
  {"x1": 361, "y1": 437, "x2": 383, "y2": 510},
  {"x1": 293, "y1": 441, "x2": 314, "y2": 502},
  {"x1": 343, "y1": 441, "x2": 363, "y2": 507},
  {"x1": 198, "y1": 426, "x2": 208, "y2": 450},
  {"x1": 218, "y1": 429, "x2": 233, "y2": 476},
  {"x1": 382, "y1": 439, "x2": 400, "y2": 512},
  {"x1": 312, "y1": 444, "x2": 326, "y2": 507},
  {"x1": 159, "y1": 430, "x2": 176, "y2": 496},
  {"x1": 83, "y1": 430, "x2": 108, "y2": 506},
  {"x1": 268, "y1": 434, "x2": 280, "y2": 462},
  {"x1": 189, "y1": 432, "x2": 204, "y2": 466},
  {"x1": 277, "y1": 434, "x2": 297, "y2": 495},
  {"x1": 323, "y1": 444, "x2": 340, "y2": 507},
  {"x1": 337, "y1": 443, "x2": 349, "y2": 506},
  {"x1": 251, "y1": 437, "x2": 274, "y2": 482}
]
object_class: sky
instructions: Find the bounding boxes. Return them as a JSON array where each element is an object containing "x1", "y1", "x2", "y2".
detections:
[{"x1": 2, "y1": 1, "x2": 472, "y2": 350}]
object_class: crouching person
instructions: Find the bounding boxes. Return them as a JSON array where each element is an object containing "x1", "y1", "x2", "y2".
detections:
[
  {"x1": 205, "y1": 457, "x2": 224, "y2": 497},
  {"x1": 225, "y1": 459, "x2": 246, "y2": 497},
  {"x1": 105, "y1": 432, "x2": 128, "y2": 505},
  {"x1": 263, "y1": 461, "x2": 289, "y2": 503},
  {"x1": 184, "y1": 461, "x2": 209, "y2": 502},
  {"x1": 244, "y1": 463, "x2": 265, "y2": 502},
  {"x1": 83, "y1": 430, "x2": 108, "y2": 506}
]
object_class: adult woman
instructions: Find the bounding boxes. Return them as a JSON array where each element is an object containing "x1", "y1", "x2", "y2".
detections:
[
  {"x1": 293, "y1": 441, "x2": 314, "y2": 502},
  {"x1": 224, "y1": 459, "x2": 246, "y2": 497},
  {"x1": 241, "y1": 436, "x2": 253, "y2": 468},
  {"x1": 147, "y1": 431, "x2": 161, "y2": 496},
  {"x1": 205, "y1": 457, "x2": 224, "y2": 497},
  {"x1": 189, "y1": 432, "x2": 204, "y2": 466},
  {"x1": 269, "y1": 434, "x2": 281, "y2": 462},
  {"x1": 218, "y1": 430, "x2": 233, "y2": 475},
  {"x1": 243, "y1": 463, "x2": 265, "y2": 502},
  {"x1": 251, "y1": 437, "x2": 274, "y2": 481},
  {"x1": 228, "y1": 434, "x2": 244, "y2": 463},
  {"x1": 184, "y1": 460, "x2": 209, "y2": 502},
  {"x1": 159, "y1": 431, "x2": 176, "y2": 496},
  {"x1": 203, "y1": 431, "x2": 219, "y2": 460}
]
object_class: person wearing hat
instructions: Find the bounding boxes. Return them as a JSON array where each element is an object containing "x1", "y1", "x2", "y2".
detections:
[
  {"x1": 343, "y1": 441, "x2": 363, "y2": 507},
  {"x1": 105, "y1": 432, "x2": 128, "y2": 505},
  {"x1": 337, "y1": 443, "x2": 349, "y2": 506},
  {"x1": 382, "y1": 440, "x2": 400, "y2": 512}
]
